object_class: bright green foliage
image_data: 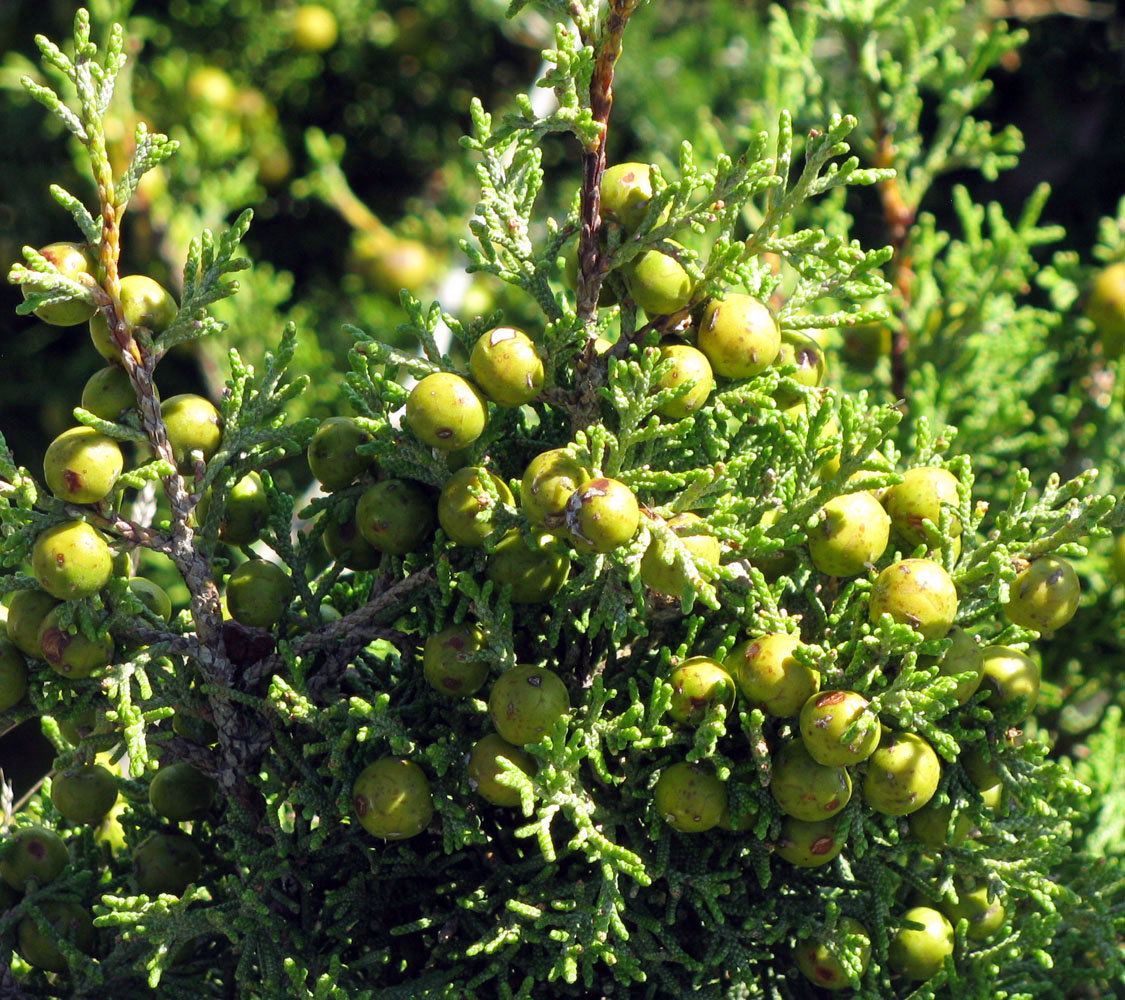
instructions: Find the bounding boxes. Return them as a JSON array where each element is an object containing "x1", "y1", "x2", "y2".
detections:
[{"x1": 0, "y1": 5, "x2": 1123, "y2": 1000}]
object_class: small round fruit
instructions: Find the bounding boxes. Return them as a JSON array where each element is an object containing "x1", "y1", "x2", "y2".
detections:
[
  {"x1": 38, "y1": 607, "x2": 114, "y2": 679},
  {"x1": 32, "y1": 520, "x2": 113, "y2": 600},
  {"x1": 654, "y1": 343, "x2": 713, "y2": 419},
  {"x1": 920, "y1": 627, "x2": 984, "y2": 706},
  {"x1": 469, "y1": 327, "x2": 545, "y2": 407},
  {"x1": 868, "y1": 559, "x2": 959, "y2": 641},
  {"x1": 486, "y1": 530, "x2": 570, "y2": 603},
  {"x1": 438, "y1": 467, "x2": 514, "y2": 547},
  {"x1": 724, "y1": 633, "x2": 820, "y2": 718},
  {"x1": 90, "y1": 274, "x2": 177, "y2": 359},
  {"x1": 565, "y1": 477, "x2": 640, "y2": 554},
  {"x1": 640, "y1": 512, "x2": 722, "y2": 596},
  {"x1": 307, "y1": 417, "x2": 372, "y2": 491},
  {"x1": 979, "y1": 645, "x2": 1040, "y2": 724},
  {"x1": 1003, "y1": 556, "x2": 1080, "y2": 633},
  {"x1": 356, "y1": 479, "x2": 435, "y2": 556},
  {"x1": 149, "y1": 761, "x2": 216, "y2": 821},
  {"x1": 225, "y1": 559, "x2": 292, "y2": 629},
  {"x1": 467, "y1": 733, "x2": 536, "y2": 808},
  {"x1": 697, "y1": 293, "x2": 781, "y2": 379},
  {"x1": 863, "y1": 731, "x2": 941, "y2": 816},
  {"x1": 908, "y1": 798, "x2": 974, "y2": 849},
  {"x1": 626, "y1": 243, "x2": 695, "y2": 316},
  {"x1": 1086, "y1": 261, "x2": 1125, "y2": 357},
  {"x1": 883, "y1": 467, "x2": 962, "y2": 546},
  {"x1": 323, "y1": 514, "x2": 381, "y2": 570},
  {"x1": 187, "y1": 66, "x2": 237, "y2": 108},
  {"x1": 887, "y1": 907, "x2": 954, "y2": 982},
  {"x1": 81, "y1": 366, "x2": 136, "y2": 420},
  {"x1": 520, "y1": 450, "x2": 590, "y2": 527},
  {"x1": 18, "y1": 901, "x2": 93, "y2": 973},
  {"x1": 961, "y1": 745, "x2": 1004, "y2": 794},
  {"x1": 807, "y1": 491, "x2": 891, "y2": 577},
  {"x1": 0, "y1": 825, "x2": 68, "y2": 890},
  {"x1": 799, "y1": 690, "x2": 881, "y2": 767},
  {"x1": 940, "y1": 884, "x2": 1005, "y2": 941},
  {"x1": 0, "y1": 639, "x2": 28, "y2": 711},
  {"x1": 775, "y1": 816, "x2": 843, "y2": 867},
  {"x1": 774, "y1": 330, "x2": 828, "y2": 404},
  {"x1": 601, "y1": 162, "x2": 656, "y2": 231},
  {"x1": 22, "y1": 242, "x2": 97, "y2": 326},
  {"x1": 44, "y1": 426, "x2": 124, "y2": 504},
  {"x1": 794, "y1": 918, "x2": 871, "y2": 992},
  {"x1": 198, "y1": 473, "x2": 270, "y2": 547},
  {"x1": 488, "y1": 664, "x2": 571, "y2": 746},
  {"x1": 653, "y1": 761, "x2": 727, "y2": 833},
  {"x1": 405, "y1": 373, "x2": 488, "y2": 451},
  {"x1": 51, "y1": 763, "x2": 118, "y2": 825},
  {"x1": 352, "y1": 757, "x2": 433, "y2": 839},
  {"x1": 666, "y1": 657, "x2": 736, "y2": 726},
  {"x1": 6, "y1": 589, "x2": 60, "y2": 658},
  {"x1": 423, "y1": 622, "x2": 490, "y2": 697},
  {"x1": 133, "y1": 832, "x2": 202, "y2": 896},
  {"x1": 770, "y1": 739, "x2": 852, "y2": 822},
  {"x1": 292, "y1": 4, "x2": 338, "y2": 50},
  {"x1": 161, "y1": 394, "x2": 222, "y2": 472}
]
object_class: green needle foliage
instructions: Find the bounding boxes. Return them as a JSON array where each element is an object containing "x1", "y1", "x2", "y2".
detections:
[{"x1": 0, "y1": 3, "x2": 1123, "y2": 999}]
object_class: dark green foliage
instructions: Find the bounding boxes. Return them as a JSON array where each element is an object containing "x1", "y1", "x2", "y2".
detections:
[{"x1": 0, "y1": 3, "x2": 1123, "y2": 999}]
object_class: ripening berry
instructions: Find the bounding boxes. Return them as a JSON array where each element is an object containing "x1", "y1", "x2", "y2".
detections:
[
  {"x1": 0, "y1": 639, "x2": 28, "y2": 712},
  {"x1": 467, "y1": 733, "x2": 536, "y2": 808},
  {"x1": 43, "y1": 426, "x2": 124, "y2": 504},
  {"x1": 697, "y1": 293, "x2": 780, "y2": 379},
  {"x1": 21, "y1": 242, "x2": 97, "y2": 326},
  {"x1": 793, "y1": 918, "x2": 871, "y2": 992},
  {"x1": 979, "y1": 644, "x2": 1040, "y2": 724},
  {"x1": 307, "y1": 417, "x2": 372, "y2": 491},
  {"x1": 640, "y1": 512, "x2": 722, "y2": 597},
  {"x1": 323, "y1": 513, "x2": 381, "y2": 570},
  {"x1": 1086, "y1": 261, "x2": 1125, "y2": 357},
  {"x1": 1002, "y1": 556, "x2": 1080, "y2": 632},
  {"x1": 520, "y1": 449, "x2": 590, "y2": 527},
  {"x1": 773, "y1": 330, "x2": 828, "y2": 405},
  {"x1": 940, "y1": 883, "x2": 1006, "y2": 941},
  {"x1": 291, "y1": 4, "x2": 338, "y2": 51},
  {"x1": 32, "y1": 520, "x2": 113, "y2": 601},
  {"x1": 18, "y1": 902, "x2": 93, "y2": 973},
  {"x1": 161, "y1": 394, "x2": 223, "y2": 472},
  {"x1": 225, "y1": 559, "x2": 292, "y2": 629},
  {"x1": 666, "y1": 657, "x2": 736, "y2": 727},
  {"x1": 133, "y1": 832, "x2": 202, "y2": 896},
  {"x1": 422, "y1": 622, "x2": 490, "y2": 697},
  {"x1": 862, "y1": 731, "x2": 941, "y2": 816},
  {"x1": 724, "y1": 633, "x2": 820, "y2": 718},
  {"x1": 81, "y1": 365, "x2": 136, "y2": 420},
  {"x1": 799, "y1": 690, "x2": 881, "y2": 767},
  {"x1": 0, "y1": 825, "x2": 69, "y2": 891},
  {"x1": 883, "y1": 467, "x2": 962, "y2": 546},
  {"x1": 405, "y1": 372, "x2": 488, "y2": 451},
  {"x1": 564, "y1": 477, "x2": 640, "y2": 553},
  {"x1": 868, "y1": 559, "x2": 959, "y2": 640},
  {"x1": 485, "y1": 530, "x2": 570, "y2": 603},
  {"x1": 352, "y1": 757, "x2": 434, "y2": 839},
  {"x1": 356, "y1": 479, "x2": 435, "y2": 556},
  {"x1": 775, "y1": 816, "x2": 843, "y2": 867},
  {"x1": 887, "y1": 907, "x2": 954, "y2": 982},
  {"x1": 438, "y1": 467, "x2": 513, "y2": 547},
  {"x1": 807, "y1": 490, "x2": 891, "y2": 577},
  {"x1": 488, "y1": 664, "x2": 571, "y2": 746},
  {"x1": 920, "y1": 626, "x2": 984, "y2": 705},
  {"x1": 38, "y1": 607, "x2": 114, "y2": 679},
  {"x1": 626, "y1": 243, "x2": 695, "y2": 316},
  {"x1": 149, "y1": 761, "x2": 216, "y2": 821},
  {"x1": 770, "y1": 739, "x2": 852, "y2": 822},
  {"x1": 653, "y1": 761, "x2": 727, "y2": 833},
  {"x1": 469, "y1": 327, "x2": 545, "y2": 407},
  {"x1": 601, "y1": 162, "x2": 659, "y2": 231},
  {"x1": 6, "y1": 589, "x2": 60, "y2": 659},
  {"x1": 90, "y1": 274, "x2": 178, "y2": 359},
  {"x1": 50, "y1": 763, "x2": 119, "y2": 826},
  {"x1": 654, "y1": 343, "x2": 714, "y2": 419}
]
